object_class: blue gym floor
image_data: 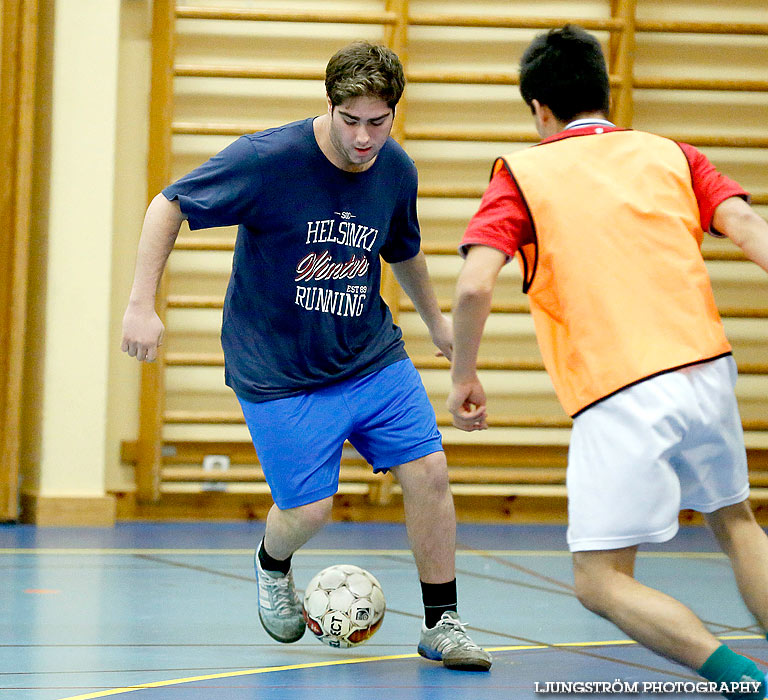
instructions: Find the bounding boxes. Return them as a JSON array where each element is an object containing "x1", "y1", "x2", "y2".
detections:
[{"x1": 1, "y1": 521, "x2": 765, "y2": 699}]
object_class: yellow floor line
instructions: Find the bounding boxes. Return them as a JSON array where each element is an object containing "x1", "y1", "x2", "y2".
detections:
[
  {"x1": 55, "y1": 654, "x2": 418, "y2": 700},
  {"x1": 55, "y1": 635, "x2": 763, "y2": 700}
]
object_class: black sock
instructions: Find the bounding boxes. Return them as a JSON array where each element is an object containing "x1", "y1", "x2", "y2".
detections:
[
  {"x1": 258, "y1": 540, "x2": 291, "y2": 575},
  {"x1": 421, "y1": 579, "x2": 457, "y2": 628}
]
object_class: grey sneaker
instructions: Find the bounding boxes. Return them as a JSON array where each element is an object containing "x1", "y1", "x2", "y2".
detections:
[
  {"x1": 418, "y1": 611, "x2": 492, "y2": 671},
  {"x1": 254, "y1": 551, "x2": 305, "y2": 643}
]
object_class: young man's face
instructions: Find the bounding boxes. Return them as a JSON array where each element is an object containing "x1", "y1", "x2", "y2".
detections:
[{"x1": 327, "y1": 95, "x2": 394, "y2": 172}]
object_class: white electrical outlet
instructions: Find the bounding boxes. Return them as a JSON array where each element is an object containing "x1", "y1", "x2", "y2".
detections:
[
  {"x1": 202, "y1": 455, "x2": 230, "y2": 491},
  {"x1": 202, "y1": 455, "x2": 230, "y2": 472}
]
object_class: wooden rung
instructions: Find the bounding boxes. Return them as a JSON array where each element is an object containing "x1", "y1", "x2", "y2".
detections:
[
  {"x1": 744, "y1": 420, "x2": 768, "y2": 431},
  {"x1": 162, "y1": 410, "x2": 572, "y2": 428},
  {"x1": 701, "y1": 249, "x2": 747, "y2": 261},
  {"x1": 162, "y1": 467, "x2": 266, "y2": 481},
  {"x1": 737, "y1": 362, "x2": 768, "y2": 375},
  {"x1": 171, "y1": 122, "x2": 541, "y2": 143},
  {"x1": 163, "y1": 352, "x2": 543, "y2": 371},
  {"x1": 162, "y1": 351, "x2": 768, "y2": 376},
  {"x1": 125, "y1": 439, "x2": 571, "y2": 468},
  {"x1": 175, "y1": 6, "x2": 397, "y2": 25},
  {"x1": 444, "y1": 415, "x2": 570, "y2": 431},
  {"x1": 161, "y1": 412, "x2": 768, "y2": 431},
  {"x1": 164, "y1": 295, "x2": 768, "y2": 320},
  {"x1": 172, "y1": 72, "x2": 768, "y2": 97},
  {"x1": 413, "y1": 356, "x2": 541, "y2": 371},
  {"x1": 419, "y1": 185, "x2": 485, "y2": 198},
  {"x1": 634, "y1": 20, "x2": 768, "y2": 36},
  {"x1": 164, "y1": 296, "x2": 529, "y2": 313},
  {"x1": 173, "y1": 65, "x2": 523, "y2": 86},
  {"x1": 406, "y1": 70, "x2": 521, "y2": 86},
  {"x1": 172, "y1": 239, "x2": 235, "y2": 251},
  {"x1": 165, "y1": 353, "x2": 223, "y2": 367},
  {"x1": 160, "y1": 465, "x2": 568, "y2": 485},
  {"x1": 171, "y1": 241, "x2": 755, "y2": 258},
  {"x1": 662, "y1": 134, "x2": 768, "y2": 149},
  {"x1": 716, "y1": 307, "x2": 768, "y2": 319},
  {"x1": 174, "y1": 8, "x2": 768, "y2": 36},
  {"x1": 174, "y1": 65, "x2": 325, "y2": 80},
  {"x1": 407, "y1": 13, "x2": 623, "y2": 31},
  {"x1": 410, "y1": 127, "x2": 538, "y2": 143},
  {"x1": 747, "y1": 472, "x2": 768, "y2": 487},
  {"x1": 450, "y1": 466, "x2": 567, "y2": 484},
  {"x1": 161, "y1": 465, "x2": 379, "y2": 482},
  {"x1": 167, "y1": 295, "x2": 223, "y2": 309},
  {"x1": 165, "y1": 410, "x2": 243, "y2": 424},
  {"x1": 634, "y1": 77, "x2": 768, "y2": 92},
  {"x1": 173, "y1": 123, "x2": 269, "y2": 137},
  {"x1": 164, "y1": 296, "x2": 527, "y2": 312},
  {"x1": 123, "y1": 441, "x2": 768, "y2": 476},
  {"x1": 173, "y1": 64, "x2": 626, "y2": 89}
]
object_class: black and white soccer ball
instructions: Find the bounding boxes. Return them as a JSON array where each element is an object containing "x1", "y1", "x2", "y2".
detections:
[{"x1": 302, "y1": 564, "x2": 386, "y2": 648}]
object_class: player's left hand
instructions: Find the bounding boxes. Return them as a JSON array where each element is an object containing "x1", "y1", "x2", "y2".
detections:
[{"x1": 430, "y1": 313, "x2": 453, "y2": 361}]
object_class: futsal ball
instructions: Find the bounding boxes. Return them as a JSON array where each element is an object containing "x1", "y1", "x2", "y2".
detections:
[{"x1": 302, "y1": 564, "x2": 386, "y2": 648}]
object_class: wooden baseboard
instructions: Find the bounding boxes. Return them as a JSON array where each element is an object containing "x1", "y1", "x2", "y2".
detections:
[{"x1": 20, "y1": 493, "x2": 117, "y2": 526}]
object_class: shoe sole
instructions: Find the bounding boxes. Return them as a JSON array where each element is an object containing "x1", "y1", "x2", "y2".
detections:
[
  {"x1": 443, "y1": 657, "x2": 492, "y2": 672},
  {"x1": 258, "y1": 609, "x2": 306, "y2": 644},
  {"x1": 418, "y1": 646, "x2": 492, "y2": 672},
  {"x1": 417, "y1": 645, "x2": 442, "y2": 661}
]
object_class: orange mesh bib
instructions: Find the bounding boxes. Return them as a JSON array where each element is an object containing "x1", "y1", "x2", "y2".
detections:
[{"x1": 497, "y1": 130, "x2": 731, "y2": 416}]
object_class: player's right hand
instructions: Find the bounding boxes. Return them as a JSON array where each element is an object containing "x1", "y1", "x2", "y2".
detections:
[
  {"x1": 121, "y1": 303, "x2": 164, "y2": 363},
  {"x1": 447, "y1": 378, "x2": 488, "y2": 432}
]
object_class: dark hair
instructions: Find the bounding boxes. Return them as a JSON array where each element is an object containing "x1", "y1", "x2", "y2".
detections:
[
  {"x1": 519, "y1": 25, "x2": 610, "y2": 123},
  {"x1": 325, "y1": 41, "x2": 405, "y2": 109}
]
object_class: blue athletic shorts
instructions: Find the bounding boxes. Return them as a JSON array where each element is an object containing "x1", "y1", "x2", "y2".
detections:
[{"x1": 237, "y1": 359, "x2": 443, "y2": 510}]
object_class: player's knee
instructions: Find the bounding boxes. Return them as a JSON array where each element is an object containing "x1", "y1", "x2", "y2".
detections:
[
  {"x1": 291, "y1": 499, "x2": 332, "y2": 532},
  {"x1": 414, "y1": 451, "x2": 450, "y2": 492},
  {"x1": 572, "y1": 564, "x2": 610, "y2": 615}
]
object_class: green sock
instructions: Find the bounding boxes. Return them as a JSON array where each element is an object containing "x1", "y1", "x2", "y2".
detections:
[{"x1": 698, "y1": 645, "x2": 766, "y2": 700}]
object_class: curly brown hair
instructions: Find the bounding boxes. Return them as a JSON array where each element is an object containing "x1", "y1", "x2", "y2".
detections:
[{"x1": 325, "y1": 41, "x2": 405, "y2": 109}]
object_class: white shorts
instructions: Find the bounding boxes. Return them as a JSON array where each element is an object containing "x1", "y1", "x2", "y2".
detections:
[{"x1": 566, "y1": 356, "x2": 749, "y2": 552}]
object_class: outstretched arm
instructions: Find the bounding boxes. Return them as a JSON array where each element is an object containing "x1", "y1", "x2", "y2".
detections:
[
  {"x1": 448, "y1": 245, "x2": 507, "y2": 431},
  {"x1": 121, "y1": 194, "x2": 186, "y2": 362},
  {"x1": 390, "y1": 251, "x2": 452, "y2": 360},
  {"x1": 713, "y1": 196, "x2": 768, "y2": 273}
]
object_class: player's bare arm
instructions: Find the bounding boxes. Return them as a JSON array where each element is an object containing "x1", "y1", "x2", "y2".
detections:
[
  {"x1": 121, "y1": 194, "x2": 186, "y2": 362},
  {"x1": 390, "y1": 251, "x2": 452, "y2": 360},
  {"x1": 448, "y1": 245, "x2": 506, "y2": 431},
  {"x1": 713, "y1": 196, "x2": 768, "y2": 274}
]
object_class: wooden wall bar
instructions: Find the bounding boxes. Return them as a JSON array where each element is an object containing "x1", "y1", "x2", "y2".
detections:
[{"x1": 0, "y1": 0, "x2": 39, "y2": 521}]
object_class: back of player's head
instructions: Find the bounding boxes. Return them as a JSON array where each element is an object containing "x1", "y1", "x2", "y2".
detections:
[
  {"x1": 519, "y1": 25, "x2": 610, "y2": 123},
  {"x1": 325, "y1": 41, "x2": 405, "y2": 110}
]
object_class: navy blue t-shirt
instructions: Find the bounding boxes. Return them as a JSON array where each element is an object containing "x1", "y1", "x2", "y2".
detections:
[{"x1": 162, "y1": 118, "x2": 420, "y2": 402}]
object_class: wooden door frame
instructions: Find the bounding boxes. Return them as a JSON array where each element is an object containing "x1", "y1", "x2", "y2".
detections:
[{"x1": 0, "y1": 0, "x2": 38, "y2": 520}]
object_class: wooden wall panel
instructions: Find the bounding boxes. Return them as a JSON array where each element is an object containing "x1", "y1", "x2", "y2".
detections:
[{"x1": 122, "y1": 1, "x2": 768, "y2": 512}]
